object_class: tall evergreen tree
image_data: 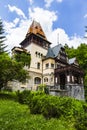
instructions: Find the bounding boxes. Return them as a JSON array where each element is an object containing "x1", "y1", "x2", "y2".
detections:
[{"x1": 0, "y1": 19, "x2": 7, "y2": 54}]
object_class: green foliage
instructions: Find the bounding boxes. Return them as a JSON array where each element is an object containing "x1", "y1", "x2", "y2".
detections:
[
  {"x1": 0, "y1": 91, "x2": 17, "y2": 101},
  {"x1": 37, "y1": 84, "x2": 49, "y2": 94},
  {"x1": 64, "y1": 43, "x2": 87, "y2": 69},
  {"x1": 1, "y1": 92, "x2": 87, "y2": 129},
  {"x1": 14, "y1": 52, "x2": 31, "y2": 68},
  {"x1": 17, "y1": 90, "x2": 31, "y2": 104},
  {"x1": 0, "y1": 20, "x2": 30, "y2": 90},
  {"x1": 0, "y1": 99, "x2": 75, "y2": 130},
  {"x1": 38, "y1": 84, "x2": 44, "y2": 91},
  {"x1": 0, "y1": 53, "x2": 29, "y2": 90},
  {"x1": 64, "y1": 44, "x2": 76, "y2": 58},
  {"x1": 75, "y1": 113, "x2": 87, "y2": 130},
  {"x1": 16, "y1": 90, "x2": 87, "y2": 120},
  {"x1": 27, "y1": 93, "x2": 86, "y2": 120}
]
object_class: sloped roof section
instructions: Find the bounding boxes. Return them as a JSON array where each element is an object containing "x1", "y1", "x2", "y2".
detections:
[
  {"x1": 52, "y1": 44, "x2": 64, "y2": 57},
  {"x1": 69, "y1": 57, "x2": 76, "y2": 64},
  {"x1": 46, "y1": 44, "x2": 64, "y2": 59},
  {"x1": 46, "y1": 47, "x2": 55, "y2": 58},
  {"x1": 26, "y1": 20, "x2": 47, "y2": 40}
]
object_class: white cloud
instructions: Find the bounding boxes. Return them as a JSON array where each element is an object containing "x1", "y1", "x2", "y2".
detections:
[
  {"x1": 48, "y1": 28, "x2": 69, "y2": 47},
  {"x1": 4, "y1": 18, "x2": 31, "y2": 53},
  {"x1": 8, "y1": 4, "x2": 26, "y2": 19},
  {"x1": 68, "y1": 35, "x2": 87, "y2": 48},
  {"x1": 44, "y1": 0, "x2": 54, "y2": 8},
  {"x1": 49, "y1": 29, "x2": 87, "y2": 48},
  {"x1": 44, "y1": 0, "x2": 63, "y2": 8},
  {"x1": 13, "y1": 18, "x2": 20, "y2": 25},
  {"x1": 28, "y1": 0, "x2": 33, "y2": 5},
  {"x1": 56, "y1": 0, "x2": 63, "y2": 3},
  {"x1": 84, "y1": 14, "x2": 87, "y2": 18},
  {"x1": 4, "y1": 6, "x2": 87, "y2": 53},
  {"x1": 29, "y1": 7, "x2": 57, "y2": 35}
]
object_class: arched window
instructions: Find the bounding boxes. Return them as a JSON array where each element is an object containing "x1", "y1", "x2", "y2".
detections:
[
  {"x1": 41, "y1": 53, "x2": 43, "y2": 58},
  {"x1": 44, "y1": 77, "x2": 48, "y2": 82},
  {"x1": 35, "y1": 52, "x2": 37, "y2": 57},
  {"x1": 38, "y1": 53, "x2": 40, "y2": 58},
  {"x1": 34, "y1": 77, "x2": 41, "y2": 84},
  {"x1": 37, "y1": 62, "x2": 40, "y2": 69}
]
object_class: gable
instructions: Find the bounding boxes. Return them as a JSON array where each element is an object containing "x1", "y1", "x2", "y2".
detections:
[{"x1": 69, "y1": 57, "x2": 79, "y2": 66}]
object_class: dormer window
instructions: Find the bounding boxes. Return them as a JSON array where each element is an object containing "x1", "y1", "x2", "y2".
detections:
[{"x1": 35, "y1": 26, "x2": 38, "y2": 29}]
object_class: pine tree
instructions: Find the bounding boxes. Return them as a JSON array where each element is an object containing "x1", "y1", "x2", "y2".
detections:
[{"x1": 0, "y1": 19, "x2": 7, "y2": 54}]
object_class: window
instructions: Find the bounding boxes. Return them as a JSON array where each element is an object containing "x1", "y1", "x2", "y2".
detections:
[
  {"x1": 51, "y1": 78, "x2": 53, "y2": 82},
  {"x1": 51, "y1": 63, "x2": 54, "y2": 68},
  {"x1": 38, "y1": 53, "x2": 40, "y2": 58},
  {"x1": 35, "y1": 26, "x2": 38, "y2": 29},
  {"x1": 74, "y1": 76, "x2": 79, "y2": 83},
  {"x1": 35, "y1": 52, "x2": 37, "y2": 57},
  {"x1": 37, "y1": 62, "x2": 40, "y2": 69},
  {"x1": 41, "y1": 54, "x2": 43, "y2": 58},
  {"x1": 34, "y1": 77, "x2": 41, "y2": 84},
  {"x1": 44, "y1": 77, "x2": 48, "y2": 82},
  {"x1": 35, "y1": 52, "x2": 43, "y2": 58},
  {"x1": 46, "y1": 63, "x2": 49, "y2": 69}
]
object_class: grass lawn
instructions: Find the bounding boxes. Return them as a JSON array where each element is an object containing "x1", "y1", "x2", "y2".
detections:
[{"x1": 0, "y1": 99, "x2": 75, "y2": 130}]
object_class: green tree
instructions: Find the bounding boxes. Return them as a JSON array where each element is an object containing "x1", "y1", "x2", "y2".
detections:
[
  {"x1": 0, "y1": 19, "x2": 7, "y2": 54},
  {"x1": 64, "y1": 44, "x2": 76, "y2": 58},
  {"x1": 14, "y1": 52, "x2": 31, "y2": 68},
  {"x1": 0, "y1": 53, "x2": 29, "y2": 90},
  {"x1": 0, "y1": 19, "x2": 30, "y2": 90}
]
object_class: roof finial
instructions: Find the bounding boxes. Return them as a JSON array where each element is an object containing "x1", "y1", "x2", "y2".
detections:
[{"x1": 57, "y1": 33, "x2": 59, "y2": 45}]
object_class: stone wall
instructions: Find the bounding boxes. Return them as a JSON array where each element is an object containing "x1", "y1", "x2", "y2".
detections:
[{"x1": 66, "y1": 84, "x2": 85, "y2": 100}]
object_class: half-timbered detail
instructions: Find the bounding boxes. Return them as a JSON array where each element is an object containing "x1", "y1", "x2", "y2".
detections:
[{"x1": 12, "y1": 20, "x2": 85, "y2": 100}]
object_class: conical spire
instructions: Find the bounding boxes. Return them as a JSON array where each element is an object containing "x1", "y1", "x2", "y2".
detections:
[{"x1": 26, "y1": 20, "x2": 47, "y2": 40}]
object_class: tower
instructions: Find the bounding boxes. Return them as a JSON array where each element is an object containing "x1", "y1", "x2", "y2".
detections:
[{"x1": 20, "y1": 20, "x2": 51, "y2": 90}]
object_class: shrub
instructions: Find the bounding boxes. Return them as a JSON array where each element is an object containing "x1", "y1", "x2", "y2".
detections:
[
  {"x1": 75, "y1": 113, "x2": 87, "y2": 130},
  {"x1": 17, "y1": 90, "x2": 45, "y2": 105},
  {"x1": 29, "y1": 94, "x2": 86, "y2": 119},
  {"x1": 17, "y1": 90, "x2": 31, "y2": 104}
]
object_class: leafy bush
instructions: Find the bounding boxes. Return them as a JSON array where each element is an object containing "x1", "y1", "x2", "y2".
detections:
[
  {"x1": 16, "y1": 90, "x2": 87, "y2": 120},
  {"x1": 29, "y1": 94, "x2": 86, "y2": 119},
  {"x1": 37, "y1": 84, "x2": 49, "y2": 94},
  {"x1": 75, "y1": 113, "x2": 87, "y2": 130},
  {"x1": 17, "y1": 90, "x2": 45, "y2": 105},
  {"x1": 17, "y1": 90, "x2": 31, "y2": 104}
]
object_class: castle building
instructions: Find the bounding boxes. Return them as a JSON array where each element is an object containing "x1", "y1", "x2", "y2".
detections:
[{"x1": 12, "y1": 20, "x2": 84, "y2": 100}]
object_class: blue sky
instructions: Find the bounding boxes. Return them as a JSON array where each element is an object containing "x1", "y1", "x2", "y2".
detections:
[{"x1": 0, "y1": 0, "x2": 87, "y2": 51}]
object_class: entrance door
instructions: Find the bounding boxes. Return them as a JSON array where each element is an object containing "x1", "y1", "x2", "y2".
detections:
[{"x1": 60, "y1": 74, "x2": 65, "y2": 90}]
